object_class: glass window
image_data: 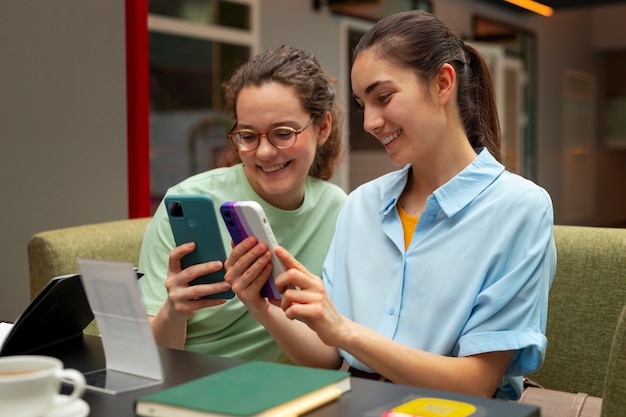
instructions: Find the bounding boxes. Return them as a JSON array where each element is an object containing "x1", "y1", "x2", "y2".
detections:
[
  {"x1": 148, "y1": 1, "x2": 253, "y2": 212},
  {"x1": 150, "y1": 0, "x2": 250, "y2": 30}
]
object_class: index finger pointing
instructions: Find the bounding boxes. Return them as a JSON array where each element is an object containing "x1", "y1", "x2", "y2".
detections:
[{"x1": 274, "y1": 246, "x2": 305, "y2": 272}]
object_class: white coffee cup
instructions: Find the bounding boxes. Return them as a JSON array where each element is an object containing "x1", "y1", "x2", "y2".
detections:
[{"x1": 0, "y1": 355, "x2": 86, "y2": 417}]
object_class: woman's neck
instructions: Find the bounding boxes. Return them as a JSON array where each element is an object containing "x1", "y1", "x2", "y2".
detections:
[{"x1": 404, "y1": 140, "x2": 477, "y2": 212}]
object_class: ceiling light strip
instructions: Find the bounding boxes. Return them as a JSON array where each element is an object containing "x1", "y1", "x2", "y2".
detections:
[{"x1": 504, "y1": 0, "x2": 554, "y2": 16}]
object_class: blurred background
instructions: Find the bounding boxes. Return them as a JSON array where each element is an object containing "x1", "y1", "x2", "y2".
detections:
[{"x1": 1, "y1": 0, "x2": 625, "y2": 320}]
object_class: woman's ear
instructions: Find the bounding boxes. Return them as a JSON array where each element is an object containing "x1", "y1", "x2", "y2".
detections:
[
  {"x1": 316, "y1": 111, "x2": 332, "y2": 145},
  {"x1": 435, "y1": 63, "x2": 456, "y2": 106}
]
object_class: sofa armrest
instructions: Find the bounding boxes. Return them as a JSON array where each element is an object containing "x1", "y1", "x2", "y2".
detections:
[{"x1": 601, "y1": 303, "x2": 626, "y2": 417}]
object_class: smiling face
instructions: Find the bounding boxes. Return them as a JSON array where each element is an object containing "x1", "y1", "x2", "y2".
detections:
[
  {"x1": 351, "y1": 49, "x2": 447, "y2": 168},
  {"x1": 235, "y1": 82, "x2": 330, "y2": 210}
]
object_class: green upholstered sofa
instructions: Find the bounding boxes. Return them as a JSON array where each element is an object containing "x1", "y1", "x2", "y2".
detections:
[
  {"x1": 602, "y1": 302, "x2": 626, "y2": 417},
  {"x1": 27, "y1": 217, "x2": 151, "y2": 335},
  {"x1": 521, "y1": 225, "x2": 626, "y2": 417},
  {"x1": 26, "y1": 222, "x2": 626, "y2": 416}
]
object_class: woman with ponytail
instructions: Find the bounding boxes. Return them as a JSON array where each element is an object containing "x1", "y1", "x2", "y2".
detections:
[{"x1": 226, "y1": 10, "x2": 556, "y2": 400}]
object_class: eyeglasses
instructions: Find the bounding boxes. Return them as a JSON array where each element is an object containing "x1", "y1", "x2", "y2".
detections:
[{"x1": 228, "y1": 117, "x2": 316, "y2": 151}]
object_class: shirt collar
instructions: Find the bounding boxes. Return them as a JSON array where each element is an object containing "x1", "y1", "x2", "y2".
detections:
[
  {"x1": 434, "y1": 148, "x2": 504, "y2": 217},
  {"x1": 379, "y1": 148, "x2": 504, "y2": 218},
  {"x1": 379, "y1": 164, "x2": 411, "y2": 216}
]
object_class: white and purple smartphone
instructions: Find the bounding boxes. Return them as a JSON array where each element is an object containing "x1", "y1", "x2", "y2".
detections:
[{"x1": 220, "y1": 201, "x2": 285, "y2": 299}]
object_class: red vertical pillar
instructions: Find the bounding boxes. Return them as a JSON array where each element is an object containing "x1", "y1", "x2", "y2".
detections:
[{"x1": 125, "y1": 0, "x2": 150, "y2": 218}]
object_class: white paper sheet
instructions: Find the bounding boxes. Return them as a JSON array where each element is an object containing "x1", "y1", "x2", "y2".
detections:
[
  {"x1": 0, "y1": 322, "x2": 14, "y2": 348},
  {"x1": 76, "y1": 258, "x2": 164, "y2": 394}
]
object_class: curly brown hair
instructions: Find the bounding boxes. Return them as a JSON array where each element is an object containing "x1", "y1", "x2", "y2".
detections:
[{"x1": 218, "y1": 45, "x2": 344, "y2": 180}]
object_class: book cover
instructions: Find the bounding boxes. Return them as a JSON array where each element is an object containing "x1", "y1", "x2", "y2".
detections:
[
  {"x1": 381, "y1": 398, "x2": 476, "y2": 417},
  {"x1": 135, "y1": 361, "x2": 351, "y2": 417}
]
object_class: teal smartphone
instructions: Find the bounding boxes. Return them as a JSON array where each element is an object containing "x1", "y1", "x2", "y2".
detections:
[{"x1": 164, "y1": 194, "x2": 234, "y2": 299}]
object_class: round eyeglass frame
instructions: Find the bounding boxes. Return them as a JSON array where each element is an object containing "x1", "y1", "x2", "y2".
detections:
[{"x1": 228, "y1": 116, "x2": 316, "y2": 151}]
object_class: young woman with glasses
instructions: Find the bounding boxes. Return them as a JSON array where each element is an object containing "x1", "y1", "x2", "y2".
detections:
[
  {"x1": 226, "y1": 11, "x2": 555, "y2": 400},
  {"x1": 137, "y1": 45, "x2": 346, "y2": 362}
]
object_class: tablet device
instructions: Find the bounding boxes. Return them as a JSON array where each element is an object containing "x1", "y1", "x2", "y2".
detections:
[
  {"x1": 0, "y1": 271, "x2": 143, "y2": 356},
  {"x1": 0, "y1": 274, "x2": 93, "y2": 356}
]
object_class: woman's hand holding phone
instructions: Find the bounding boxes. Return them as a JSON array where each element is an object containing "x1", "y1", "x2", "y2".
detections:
[
  {"x1": 162, "y1": 242, "x2": 232, "y2": 321},
  {"x1": 150, "y1": 242, "x2": 232, "y2": 350},
  {"x1": 223, "y1": 236, "x2": 280, "y2": 317},
  {"x1": 220, "y1": 201, "x2": 285, "y2": 300},
  {"x1": 165, "y1": 194, "x2": 235, "y2": 300}
]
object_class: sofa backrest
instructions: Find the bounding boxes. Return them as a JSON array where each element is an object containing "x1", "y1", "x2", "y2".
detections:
[
  {"x1": 528, "y1": 225, "x2": 626, "y2": 397},
  {"x1": 28, "y1": 217, "x2": 151, "y2": 299},
  {"x1": 27, "y1": 217, "x2": 152, "y2": 336}
]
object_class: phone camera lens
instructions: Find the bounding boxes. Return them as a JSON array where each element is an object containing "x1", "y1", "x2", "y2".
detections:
[
  {"x1": 167, "y1": 202, "x2": 184, "y2": 218},
  {"x1": 228, "y1": 220, "x2": 235, "y2": 227}
]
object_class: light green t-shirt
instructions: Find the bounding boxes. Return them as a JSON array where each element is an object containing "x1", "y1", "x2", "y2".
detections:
[{"x1": 138, "y1": 164, "x2": 347, "y2": 362}]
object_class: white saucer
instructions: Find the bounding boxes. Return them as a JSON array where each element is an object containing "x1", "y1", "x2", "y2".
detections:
[{"x1": 43, "y1": 394, "x2": 90, "y2": 417}]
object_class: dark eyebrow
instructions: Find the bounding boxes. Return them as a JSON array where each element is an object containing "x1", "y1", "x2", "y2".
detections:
[
  {"x1": 354, "y1": 79, "x2": 390, "y2": 100},
  {"x1": 365, "y1": 80, "x2": 382, "y2": 95},
  {"x1": 353, "y1": 80, "x2": 381, "y2": 102},
  {"x1": 235, "y1": 120, "x2": 300, "y2": 130}
]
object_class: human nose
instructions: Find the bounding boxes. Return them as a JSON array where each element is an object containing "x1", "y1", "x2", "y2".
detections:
[
  {"x1": 362, "y1": 107, "x2": 383, "y2": 135},
  {"x1": 255, "y1": 133, "x2": 278, "y2": 157}
]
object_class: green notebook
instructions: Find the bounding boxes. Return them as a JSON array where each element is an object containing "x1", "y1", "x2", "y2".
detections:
[{"x1": 135, "y1": 361, "x2": 351, "y2": 417}]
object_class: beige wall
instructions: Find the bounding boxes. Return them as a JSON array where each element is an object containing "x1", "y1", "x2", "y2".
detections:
[
  {"x1": 524, "y1": 4, "x2": 626, "y2": 226},
  {"x1": 1, "y1": 0, "x2": 625, "y2": 321},
  {"x1": 591, "y1": 6, "x2": 626, "y2": 226},
  {"x1": 0, "y1": 0, "x2": 128, "y2": 320}
]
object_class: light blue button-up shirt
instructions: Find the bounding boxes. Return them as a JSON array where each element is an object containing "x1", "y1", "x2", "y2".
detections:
[{"x1": 323, "y1": 148, "x2": 556, "y2": 399}]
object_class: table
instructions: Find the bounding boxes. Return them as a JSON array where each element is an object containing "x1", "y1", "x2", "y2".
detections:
[{"x1": 36, "y1": 335, "x2": 539, "y2": 417}]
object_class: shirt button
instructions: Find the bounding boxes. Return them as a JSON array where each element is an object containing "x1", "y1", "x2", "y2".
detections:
[
  {"x1": 387, "y1": 306, "x2": 395, "y2": 315},
  {"x1": 428, "y1": 215, "x2": 435, "y2": 221}
]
